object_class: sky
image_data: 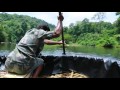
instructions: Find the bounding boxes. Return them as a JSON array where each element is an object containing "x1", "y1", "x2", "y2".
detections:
[{"x1": 1, "y1": 12, "x2": 119, "y2": 27}]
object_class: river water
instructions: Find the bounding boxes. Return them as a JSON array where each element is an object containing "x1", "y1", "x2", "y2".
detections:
[{"x1": 0, "y1": 43, "x2": 120, "y2": 61}]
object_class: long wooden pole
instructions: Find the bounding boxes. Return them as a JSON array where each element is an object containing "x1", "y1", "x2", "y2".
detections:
[{"x1": 59, "y1": 12, "x2": 66, "y2": 55}]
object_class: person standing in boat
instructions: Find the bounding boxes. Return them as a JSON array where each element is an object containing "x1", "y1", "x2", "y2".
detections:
[{"x1": 4, "y1": 14, "x2": 64, "y2": 78}]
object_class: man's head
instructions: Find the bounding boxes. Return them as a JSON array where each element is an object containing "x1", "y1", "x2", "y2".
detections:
[{"x1": 36, "y1": 24, "x2": 50, "y2": 31}]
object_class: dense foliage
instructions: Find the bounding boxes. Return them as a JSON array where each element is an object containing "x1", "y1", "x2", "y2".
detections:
[
  {"x1": 0, "y1": 12, "x2": 120, "y2": 48},
  {"x1": 61, "y1": 12, "x2": 120, "y2": 48},
  {"x1": 0, "y1": 13, "x2": 55, "y2": 43}
]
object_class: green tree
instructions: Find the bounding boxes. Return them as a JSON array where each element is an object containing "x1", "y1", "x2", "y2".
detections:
[
  {"x1": 0, "y1": 13, "x2": 55, "y2": 42},
  {"x1": 92, "y1": 12, "x2": 106, "y2": 33},
  {"x1": 115, "y1": 12, "x2": 120, "y2": 34},
  {"x1": 21, "y1": 21, "x2": 28, "y2": 35},
  {"x1": 0, "y1": 24, "x2": 5, "y2": 42}
]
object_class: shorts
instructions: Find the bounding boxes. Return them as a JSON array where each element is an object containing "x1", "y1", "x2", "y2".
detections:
[{"x1": 5, "y1": 53, "x2": 44, "y2": 75}]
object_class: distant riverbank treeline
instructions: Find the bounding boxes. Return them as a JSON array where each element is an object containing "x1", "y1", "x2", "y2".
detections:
[
  {"x1": 0, "y1": 13, "x2": 55, "y2": 43},
  {"x1": 54, "y1": 12, "x2": 120, "y2": 48},
  {"x1": 0, "y1": 12, "x2": 120, "y2": 48}
]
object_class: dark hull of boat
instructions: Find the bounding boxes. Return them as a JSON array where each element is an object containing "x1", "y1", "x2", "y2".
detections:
[{"x1": 0, "y1": 55, "x2": 120, "y2": 78}]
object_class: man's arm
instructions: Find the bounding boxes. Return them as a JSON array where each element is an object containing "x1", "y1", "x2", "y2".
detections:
[
  {"x1": 44, "y1": 39, "x2": 63, "y2": 45},
  {"x1": 52, "y1": 14, "x2": 64, "y2": 38},
  {"x1": 36, "y1": 39, "x2": 63, "y2": 56}
]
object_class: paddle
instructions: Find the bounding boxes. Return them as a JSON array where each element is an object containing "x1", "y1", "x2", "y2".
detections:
[{"x1": 59, "y1": 12, "x2": 66, "y2": 55}]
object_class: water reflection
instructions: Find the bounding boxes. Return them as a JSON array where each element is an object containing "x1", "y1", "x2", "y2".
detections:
[
  {"x1": 42, "y1": 49, "x2": 120, "y2": 61},
  {"x1": 0, "y1": 43, "x2": 120, "y2": 61},
  {"x1": 66, "y1": 46, "x2": 120, "y2": 60}
]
